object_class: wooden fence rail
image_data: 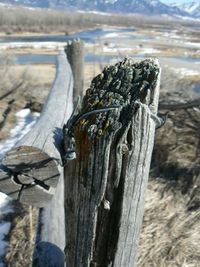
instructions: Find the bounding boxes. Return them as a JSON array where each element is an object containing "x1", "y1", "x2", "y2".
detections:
[
  {"x1": 0, "y1": 40, "x2": 161, "y2": 267},
  {"x1": 0, "y1": 50, "x2": 73, "y2": 207}
]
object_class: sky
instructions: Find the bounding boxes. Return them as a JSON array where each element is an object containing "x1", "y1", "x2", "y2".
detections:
[{"x1": 161, "y1": 0, "x2": 198, "y2": 3}]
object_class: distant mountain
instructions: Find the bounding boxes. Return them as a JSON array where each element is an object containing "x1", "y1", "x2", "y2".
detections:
[
  {"x1": 171, "y1": 1, "x2": 200, "y2": 18},
  {"x1": 49, "y1": 0, "x2": 191, "y2": 16},
  {"x1": 0, "y1": 0, "x2": 199, "y2": 18},
  {"x1": 0, "y1": 0, "x2": 49, "y2": 8}
]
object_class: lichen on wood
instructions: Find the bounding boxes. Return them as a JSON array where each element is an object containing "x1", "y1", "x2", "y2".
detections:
[{"x1": 64, "y1": 58, "x2": 160, "y2": 267}]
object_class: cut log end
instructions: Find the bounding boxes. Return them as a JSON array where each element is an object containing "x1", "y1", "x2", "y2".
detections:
[{"x1": 1, "y1": 146, "x2": 60, "y2": 207}]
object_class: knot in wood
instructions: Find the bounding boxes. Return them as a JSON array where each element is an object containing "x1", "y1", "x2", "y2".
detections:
[{"x1": 121, "y1": 143, "x2": 129, "y2": 155}]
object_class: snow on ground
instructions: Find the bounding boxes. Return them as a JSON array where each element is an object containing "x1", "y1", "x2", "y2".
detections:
[
  {"x1": 171, "y1": 67, "x2": 199, "y2": 77},
  {"x1": 103, "y1": 46, "x2": 133, "y2": 53},
  {"x1": 103, "y1": 43, "x2": 160, "y2": 55},
  {"x1": 0, "y1": 222, "x2": 11, "y2": 256},
  {"x1": 77, "y1": 10, "x2": 111, "y2": 16},
  {"x1": 0, "y1": 108, "x2": 40, "y2": 265},
  {"x1": 139, "y1": 47, "x2": 160, "y2": 54},
  {"x1": 0, "y1": 109, "x2": 40, "y2": 160},
  {"x1": 184, "y1": 42, "x2": 200, "y2": 48},
  {"x1": 0, "y1": 42, "x2": 65, "y2": 50},
  {"x1": 103, "y1": 32, "x2": 119, "y2": 38}
]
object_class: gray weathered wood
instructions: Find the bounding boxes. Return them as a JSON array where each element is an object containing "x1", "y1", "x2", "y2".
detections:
[
  {"x1": 32, "y1": 175, "x2": 66, "y2": 267},
  {"x1": 32, "y1": 51, "x2": 74, "y2": 267},
  {"x1": 0, "y1": 165, "x2": 21, "y2": 199},
  {"x1": 65, "y1": 39, "x2": 84, "y2": 101},
  {"x1": 0, "y1": 51, "x2": 73, "y2": 207},
  {"x1": 64, "y1": 58, "x2": 160, "y2": 267}
]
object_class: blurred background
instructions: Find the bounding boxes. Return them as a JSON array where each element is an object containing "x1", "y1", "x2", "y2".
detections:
[{"x1": 0, "y1": 1, "x2": 199, "y2": 266}]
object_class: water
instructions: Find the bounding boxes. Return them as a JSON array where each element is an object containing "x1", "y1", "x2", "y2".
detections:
[
  {"x1": 0, "y1": 27, "x2": 199, "y2": 66},
  {"x1": 15, "y1": 53, "x2": 200, "y2": 65},
  {"x1": 174, "y1": 56, "x2": 200, "y2": 65},
  {"x1": 16, "y1": 54, "x2": 56, "y2": 65},
  {"x1": 0, "y1": 27, "x2": 135, "y2": 44}
]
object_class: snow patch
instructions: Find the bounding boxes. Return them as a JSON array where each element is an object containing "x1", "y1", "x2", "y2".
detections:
[
  {"x1": 0, "y1": 222, "x2": 11, "y2": 258},
  {"x1": 0, "y1": 108, "x2": 40, "y2": 160},
  {"x1": 0, "y1": 194, "x2": 8, "y2": 207},
  {"x1": 171, "y1": 67, "x2": 199, "y2": 77},
  {"x1": 103, "y1": 46, "x2": 133, "y2": 53},
  {"x1": 104, "y1": 32, "x2": 119, "y2": 38},
  {"x1": 184, "y1": 42, "x2": 200, "y2": 48},
  {"x1": 0, "y1": 108, "x2": 40, "y2": 264},
  {"x1": 0, "y1": 42, "x2": 65, "y2": 50},
  {"x1": 140, "y1": 47, "x2": 160, "y2": 54},
  {"x1": 77, "y1": 10, "x2": 111, "y2": 16}
]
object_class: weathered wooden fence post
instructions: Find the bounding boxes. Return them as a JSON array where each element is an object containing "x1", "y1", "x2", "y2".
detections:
[
  {"x1": 64, "y1": 58, "x2": 160, "y2": 266},
  {"x1": 65, "y1": 39, "x2": 84, "y2": 102},
  {"x1": 0, "y1": 51, "x2": 74, "y2": 266}
]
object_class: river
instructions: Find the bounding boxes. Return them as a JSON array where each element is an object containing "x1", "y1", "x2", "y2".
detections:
[{"x1": 0, "y1": 27, "x2": 199, "y2": 70}]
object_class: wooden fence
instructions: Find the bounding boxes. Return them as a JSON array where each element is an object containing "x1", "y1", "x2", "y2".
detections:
[{"x1": 0, "y1": 40, "x2": 161, "y2": 267}]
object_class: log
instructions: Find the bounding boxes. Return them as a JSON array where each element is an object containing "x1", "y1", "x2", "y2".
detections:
[
  {"x1": 0, "y1": 51, "x2": 73, "y2": 207},
  {"x1": 64, "y1": 58, "x2": 160, "y2": 266},
  {"x1": 65, "y1": 39, "x2": 84, "y2": 101},
  {"x1": 32, "y1": 49, "x2": 74, "y2": 266}
]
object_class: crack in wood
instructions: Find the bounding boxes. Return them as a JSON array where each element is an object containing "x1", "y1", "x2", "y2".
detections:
[
  {"x1": 64, "y1": 58, "x2": 161, "y2": 267},
  {"x1": 7, "y1": 168, "x2": 51, "y2": 193}
]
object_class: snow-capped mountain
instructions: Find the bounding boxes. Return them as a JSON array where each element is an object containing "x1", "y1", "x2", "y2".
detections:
[
  {"x1": 48, "y1": 0, "x2": 191, "y2": 16},
  {"x1": 0, "y1": 0, "x2": 199, "y2": 18},
  {"x1": 0, "y1": 0, "x2": 49, "y2": 7},
  {"x1": 171, "y1": 1, "x2": 200, "y2": 18}
]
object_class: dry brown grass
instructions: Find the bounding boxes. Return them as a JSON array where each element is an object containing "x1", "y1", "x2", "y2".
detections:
[
  {"x1": 138, "y1": 179, "x2": 200, "y2": 267},
  {"x1": 5, "y1": 205, "x2": 39, "y2": 267},
  {"x1": 137, "y1": 85, "x2": 200, "y2": 267},
  {"x1": 0, "y1": 55, "x2": 56, "y2": 141}
]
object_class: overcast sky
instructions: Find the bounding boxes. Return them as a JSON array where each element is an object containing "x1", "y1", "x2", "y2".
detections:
[{"x1": 161, "y1": 0, "x2": 198, "y2": 4}]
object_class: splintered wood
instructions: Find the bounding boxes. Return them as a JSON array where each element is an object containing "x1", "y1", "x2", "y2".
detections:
[{"x1": 64, "y1": 58, "x2": 161, "y2": 267}]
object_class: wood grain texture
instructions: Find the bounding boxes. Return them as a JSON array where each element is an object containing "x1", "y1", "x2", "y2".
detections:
[
  {"x1": 64, "y1": 58, "x2": 160, "y2": 267},
  {"x1": 32, "y1": 50, "x2": 73, "y2": 266},
  {"x1": 1, "y1": 51, "x2": 73, "y2": 207},
  {"x1": 0, "y1": 166, "x2": 21, "y2": 199},
  {"x1": 65, "y1": 39, "x2": 84, "y2": 101}
]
